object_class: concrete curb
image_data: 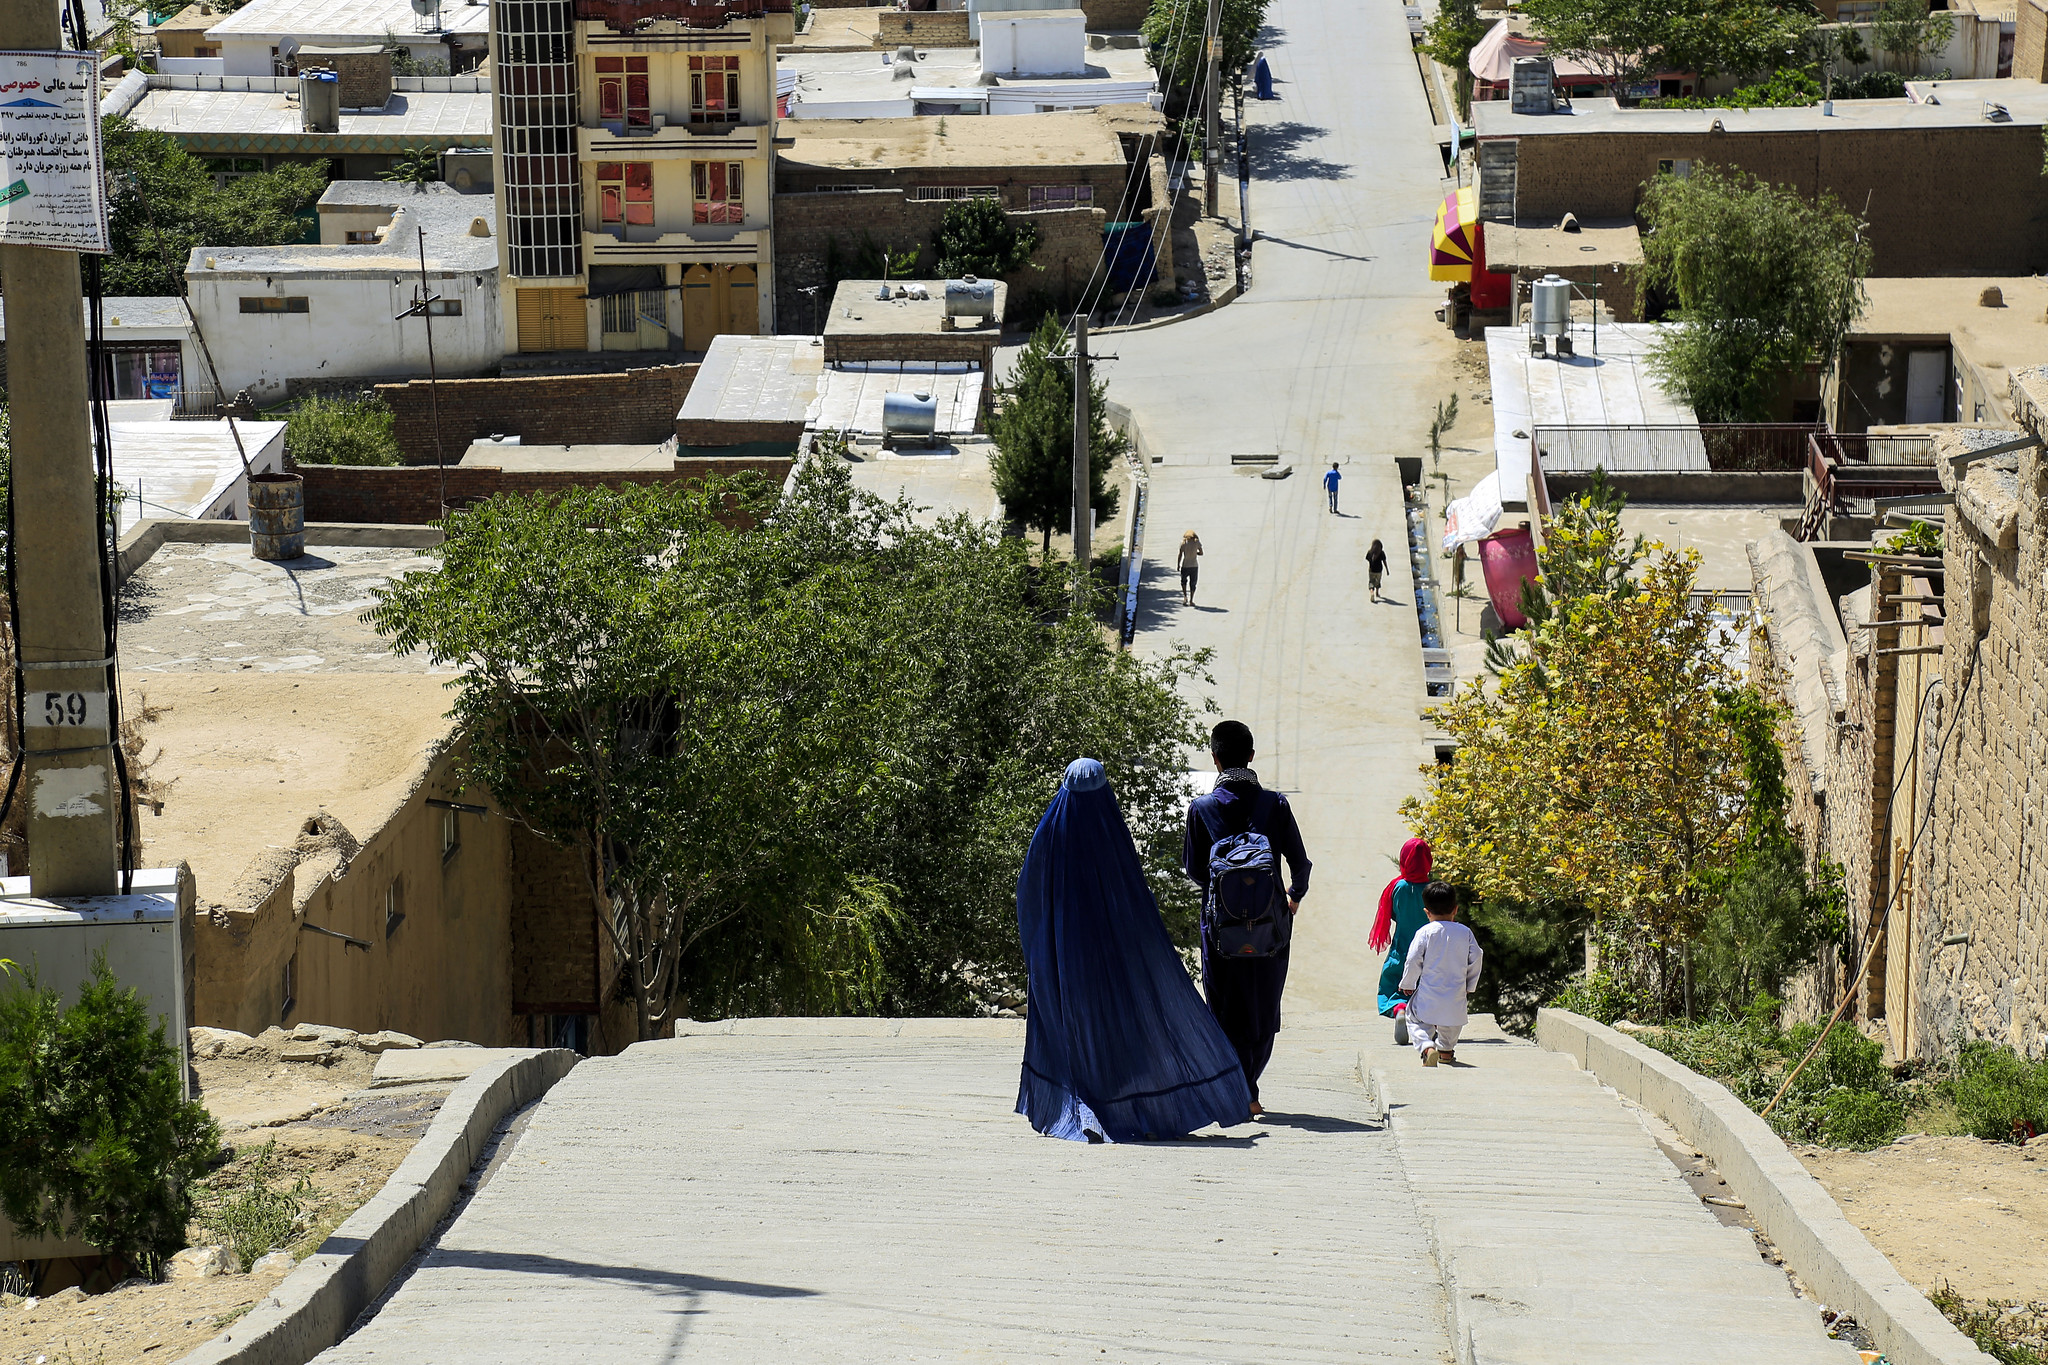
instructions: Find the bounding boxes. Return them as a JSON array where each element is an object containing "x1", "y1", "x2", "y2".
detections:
[
  {"x1": 1534, "y1": 1008, "x2": 1995, "y2": 1365},
  {"x1": 674, "y1": 1016, "x2": 1024, "y2": 1039},
  {"x1": 172, "y1": 1047, "x2": 578, "y2": 1365}
]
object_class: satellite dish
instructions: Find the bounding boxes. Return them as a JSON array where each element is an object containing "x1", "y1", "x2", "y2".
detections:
[
  {"x1": 279, "y1": 35, "x2": 300, "y2": 58},
  {"x1": 412, "y1": 0, "x2": 439, "y2": 14}
]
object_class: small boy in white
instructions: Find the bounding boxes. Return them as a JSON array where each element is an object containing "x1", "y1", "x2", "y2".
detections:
[{"x1": 1397, "y1": 881, "x2": 1483, "y2": 1066}]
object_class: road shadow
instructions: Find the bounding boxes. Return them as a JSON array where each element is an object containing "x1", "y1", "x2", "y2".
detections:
[
  {"x1": 1135, "y1": 559, "x2": 1228, "y2": 631},
  {"x1": 1257, "y1": 22, "x2": 1287, "y2": 46},
  {"x1": 1250, "y1": 122, "x2": 1349, "y2": 182},
  {"x1": 1256, "y1": 1111, "x2": 1382, "y2": 1134},
  {"x1": 1253, "y1": 232, "x2": 1373, "y2": 263}
]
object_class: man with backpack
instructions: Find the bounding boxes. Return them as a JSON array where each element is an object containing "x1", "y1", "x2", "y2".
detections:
[{"x1": 1183, "y1": 720, "x2": 1313, "y2": 1115}]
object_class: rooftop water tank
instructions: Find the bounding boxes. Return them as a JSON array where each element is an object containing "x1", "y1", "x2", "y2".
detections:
[
  {"x1": 883, "y1": 391, "x2": 939, "y2": 442},
  {"x1": 944, "y1": 275, "x2": 996, "y2": 321},
  {"x1": 1509, "y1": 56, "x2": 1554, "y2": 115},
  {"x1": 300, "y1": 70, "x2": 339, "y2": 133},
  {"x1": 1530, "y1": 274, "x2": 1571, "y2": 338}
]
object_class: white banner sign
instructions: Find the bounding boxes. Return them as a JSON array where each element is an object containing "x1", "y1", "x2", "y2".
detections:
[{"x1": 0, "y1": 50, "x2": 109, "y2": 252}]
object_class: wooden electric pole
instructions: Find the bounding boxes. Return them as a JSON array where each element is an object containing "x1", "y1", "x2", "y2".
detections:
[
  {"x1": 1, "y1": 0, "x2": 121, "y2": 896},
  {"x1": 1071, "y1": 316, "x2": 1090, "y2": 611},
  {"x1": 1203, "y1": 0, "x2": 1223, "y2": 217}
]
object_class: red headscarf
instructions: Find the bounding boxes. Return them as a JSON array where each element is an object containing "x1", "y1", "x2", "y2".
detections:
[{"x1": 1369, "y1": 837, "x2": 1432, "y2": 953}]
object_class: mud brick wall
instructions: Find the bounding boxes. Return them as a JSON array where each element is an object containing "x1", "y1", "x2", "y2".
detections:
[
  {"x1": 2018, "y1": 0, "x2": 2048, "y2": 83},
  {"x1": 877, "y1": 9, "x2": 970, "y2": 45},
  {"x1": 509, "y1": 824, "x2": 598, "y2": 1016},
  {"x1": 292, "y1": 456, "x2": 792, "y2": 523},
  {"x1": 375, "y1": 365, "x2": 698, "y2": 465},
  {"x1": 1081, "y1": 0, "x2": 1150, "y2": 27},
  {"x1": 1500, "y1": 123, "x2": 2048, "y2": 277},
  {"x1": 772, "y1": 192, "x2": 1110, "y2": 326}
]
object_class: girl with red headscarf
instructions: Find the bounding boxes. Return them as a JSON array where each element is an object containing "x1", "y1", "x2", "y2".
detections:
[{"x1": 1373, "y1": 837, "x2": 1433, "y2": 1032}]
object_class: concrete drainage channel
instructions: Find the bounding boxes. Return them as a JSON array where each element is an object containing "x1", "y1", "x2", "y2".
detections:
[
  {"x1": 174, "y1": 1048, "x2": 578, "y2": 1365},
  {"x1": 1398, "y1": 458, "x2": 1453, "y2": 699}
]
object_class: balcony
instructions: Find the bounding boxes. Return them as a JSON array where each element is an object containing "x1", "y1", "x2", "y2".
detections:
[
  {"x1": 582, "y1": 227, "x2": 766, "y2": 265},
  {"x1": 578, "y1": 121, "x2": 769, "y2": 161}
]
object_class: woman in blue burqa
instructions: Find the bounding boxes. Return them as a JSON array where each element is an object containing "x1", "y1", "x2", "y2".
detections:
[{"x1": 1015, "y1": 758, "x2": 1252, "y2": 1142}]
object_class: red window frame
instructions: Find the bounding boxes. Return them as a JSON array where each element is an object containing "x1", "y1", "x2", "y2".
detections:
[
  {"x1": 595, "y1": 55, "x2": 651, "y2": 130},
  {"x1": 688, "y1": 55, "x2": 740, "y2": 124},
  {"x1": 691, "y1": 160, "x2": 743, "y2": 225},
  {"x1": 596, "y1": 161, "x2": 655, "y2": 227}
]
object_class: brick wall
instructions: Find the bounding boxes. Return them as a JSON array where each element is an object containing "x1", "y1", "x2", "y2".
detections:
[
  {"x1": 375, "y1": 365, "x2": 698, "y2": 466},
  {"x1": 293, "y1": 455, "x2": 793, "y2": 523},
  {"x1": 1502, "y1": 123, "x2": 2048, "y2": 276},
  {"x1": 822, "y1": 333, "x2": 998, "y2": 367},
  {"x1": 509, "y1": 824, "x2": 598, "y2": 1015},
  {"x1": 2018, "y1": 0, "x2": 2048, "y2": 83},
  {"x1": 772, "y1": 191, "x2": 1111, "y2": 324},
  {"x1": 1082, "y1": 0, "x2": 1150, "y2": 28},
  {"x1": 877, "y1": 9, "x2": 971, "y2": 44}
]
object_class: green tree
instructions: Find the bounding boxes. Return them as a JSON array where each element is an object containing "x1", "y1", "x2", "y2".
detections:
[
  {"x1": 932, "y1": 196, "x2": 1040, "y2": 279},
  {"x1": 283, "y1": 394, "x2": 402, "y2": 466},
  {"x1": 1637, "y1": 164, "x2": 1870, "y2": 421},
  {"x1": 1421, "y1": 0, "x2": 1489, "y2": 120},
  {"x1": 1872, "y1": 0, "x2": 1954, "y2": 74},
  {"x1": 1144, "y1": 0, "x2": 1269, "y2": 86},
  {"x1": 1520, "y1": 0, "x2": 1811, "y2": 100},
  {"x1": 989, "y1": 317, "x2": 1127, "y2": 554},
  {"x1": 380, "y1": 147, "x2": 442, "y2": 191},
  {"x1": 0, "y1": 959, "x2": 221, "y2": 1278},
  {"x1": 100, "y1": 116, "x2": 328, "y2": 296}
]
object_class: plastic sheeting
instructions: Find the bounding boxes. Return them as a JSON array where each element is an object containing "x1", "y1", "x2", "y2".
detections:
[{"x1": 1442, "y1": 470, "x2": 1504, "y2": 552}]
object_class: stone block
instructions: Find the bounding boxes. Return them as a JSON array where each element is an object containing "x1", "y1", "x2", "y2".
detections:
[{"x1": 168, "y1": 1245, "x2": 229, "y2": 1279}]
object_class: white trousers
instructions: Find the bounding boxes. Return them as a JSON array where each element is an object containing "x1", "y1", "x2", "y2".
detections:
[{"x1": 1411, "y1": 1017, "x2": 1463, "y2": 1057}]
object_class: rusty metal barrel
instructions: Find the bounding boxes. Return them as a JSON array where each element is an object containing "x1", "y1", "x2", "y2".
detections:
[{"x1": 248, "y1": 471, "x2": 306, "y2": 561}]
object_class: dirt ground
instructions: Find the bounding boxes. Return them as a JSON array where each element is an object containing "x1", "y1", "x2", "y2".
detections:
[
  {"x1": 1, "y1": 1029, "x2": 442, "y2": 1365},
  {"x1": 1795, "y1": 1134, "x2": 2048, "y2": 1343}
]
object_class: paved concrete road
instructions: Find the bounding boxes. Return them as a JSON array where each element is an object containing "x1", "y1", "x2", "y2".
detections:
[
  {"x1": 1115, "y1": 0, "x2": 1459, "y2": 1010},
  {"x1": 319, "y1": 1018, "x2": 1457, "y2": 1364}
]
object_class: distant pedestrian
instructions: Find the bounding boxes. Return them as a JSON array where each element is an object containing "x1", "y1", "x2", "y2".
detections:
[
  {"x1": 1324, "y1": 463, "x2": 1341, "y2": 513},
  {"x1": 1184, "y1": 721, "x2": 1312, "y2": 1115},
  {"x1": 1397, "y1": 882, "x2": 1483, "y2": 1066},
  {"x1": 1366, "y1": 539, "x2": 1388, "y2": 602},
  {"x1": 1178, "y1": 530, "x2": 1204, "y2": 606}
]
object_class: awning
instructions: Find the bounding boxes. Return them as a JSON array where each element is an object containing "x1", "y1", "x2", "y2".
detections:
[
  {"x1": 1430, "y1": 186, "x2": 1478, "y2": 282},
  {"x1": 1467, "y1": 17, "x2": 1602, "y2": 84}
]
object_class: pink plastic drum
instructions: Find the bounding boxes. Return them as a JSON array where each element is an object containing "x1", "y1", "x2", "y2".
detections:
[{"x1": 1477, "y1": 526, "x2": 1538, "y2": 630}]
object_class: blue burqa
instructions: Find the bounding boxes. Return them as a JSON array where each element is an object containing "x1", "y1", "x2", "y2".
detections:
[{"x1": 1015, "y1": 759, "x2": 1253, "y2": 1142}]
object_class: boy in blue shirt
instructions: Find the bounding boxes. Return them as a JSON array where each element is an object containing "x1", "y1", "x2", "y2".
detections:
[{"x1": 1323, "y1": 462, "x2": 1341, "y2": 513}]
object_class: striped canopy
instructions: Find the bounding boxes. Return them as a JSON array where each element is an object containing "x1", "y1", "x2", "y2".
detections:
[{"x1": 1430, "y1": 186, "x2": 1479, "y2": 282}]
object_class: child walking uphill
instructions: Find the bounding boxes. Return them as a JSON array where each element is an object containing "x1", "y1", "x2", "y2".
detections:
[{"x1": 1398, "y1": 882, "x2": 1483, "y2": 1066}]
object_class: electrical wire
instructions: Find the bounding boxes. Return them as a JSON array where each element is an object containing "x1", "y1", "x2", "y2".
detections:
[{"x1": 86, "y1": 255, "x2": 137, "y2": 894}]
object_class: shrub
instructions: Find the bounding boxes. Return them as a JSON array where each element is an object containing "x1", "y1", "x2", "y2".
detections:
[
  {"x1": 1947, "y1": 1041, "x2": 2048, "y2": 1143},
  {"x1": 284, "y1": 394, "x2": 402, "y2": 467},
  {"x1": 196, "y1": 1142, "x2": 313, "y2": 1272},
  {"x1": 1818, "y1": 1086, "x2": 1906, "y2": 1148},
  {"x1": 0, "y1": 958, "x2": 221, "y2": 1278},
  {"x1": 1549, "y1": 968, "x2": 1651, "y2": 1025}
]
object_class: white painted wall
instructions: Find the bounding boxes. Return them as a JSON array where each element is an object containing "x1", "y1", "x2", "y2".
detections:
[
  {"x1": 979, "y1": 13, "x2": 1087, "y2": 77},
  {"x1": 187, "y1": 269, "x2": 504, "y2": 401},
  {"x1": 217, "y1": 34, "x2": 449, "y2": 77}
]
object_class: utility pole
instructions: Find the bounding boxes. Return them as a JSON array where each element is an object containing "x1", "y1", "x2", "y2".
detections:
[
  {"x1": 1072, "y1": 316, "x2": 1090, "y2": 611},
  {"x1": 1203, "y1": 0, "x2": 1223, "y2": 217},
  {"x1": 396, "y1": 228, "x2": 448, "y2": 515},
  {"x1": 1, "y1": 0, "x2": 120, "y2": 897}
]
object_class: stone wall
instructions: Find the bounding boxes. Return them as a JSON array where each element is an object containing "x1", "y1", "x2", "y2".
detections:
[
  {"x1": 772, "y1": 193, "x2": 1112, "y2": 325},
  {"x1": 374, "y1": 365, "x2": 698, "y2": 465},
  {"x1": 293, "y1": 456, "x2": 793, "y2": 523},
  {"x1": 877, "y1": 9, "x2": 970, "y2": 45},
  {"x1": 1082, "y1": 0, "x2": 1151, "y2": 28},
  {"x1": 1500, "y1": 123, "x2": 2048, "y2": 277}
]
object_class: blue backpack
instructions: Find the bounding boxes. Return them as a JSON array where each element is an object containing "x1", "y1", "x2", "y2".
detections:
[{"x1": 1204, "y1": 791, "x2": 1292, "y2": 958}]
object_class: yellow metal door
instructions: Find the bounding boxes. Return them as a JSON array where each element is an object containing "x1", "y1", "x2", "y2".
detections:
[
  {"x1": 682, "y1": 264, "x2": 716, "y2": 351},
  {"x1": 517, "y1": 286, "x2": 584, "y2": 353},
  {"x1": 723, "y1": 264, "x2": 758, "y2": 337}
]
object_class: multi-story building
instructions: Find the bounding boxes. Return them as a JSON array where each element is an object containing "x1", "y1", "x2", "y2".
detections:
[{"x1": 490, "y1": 0, "x2": 793, "y2": 356}]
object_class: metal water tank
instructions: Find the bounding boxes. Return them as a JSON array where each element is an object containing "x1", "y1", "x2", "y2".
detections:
[
  {"x1": 883, "y1": 391, "x2": 939, "y2": 441},
  {"x1": 944, "y1": 275, "x2": 996, "y2": 321},
  {"x1": 300, "y1": 70, "x2": 340, "y2": 133},
  {"x1": 1530, "y1": 274, "x2": 1571, "y2": 337},
  {"x1": 1509, "y1": 56, "x2": 1554, "y2": 115}
]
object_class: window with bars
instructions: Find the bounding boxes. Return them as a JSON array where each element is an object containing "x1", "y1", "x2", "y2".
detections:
[
  {"x1": 597, "y1": 161, "x2": 655, "y2": 227},
  {"x1": 1027, "y1": 184, "x2": 1093, "y2": 206},
  {"x1": 909, "y1": 185, "x2": 1000, "y2": 202},
  {"x1": 690, "y1": 54, "x2": 740, "y2": 123},
  {"x1": 596, "y1": 55, "x2": 651, "y2": 131},
  {"x1": 239, "y1": 296, "x2": 310, "y2": 314},
  {"x1": 692, "y1": 160, "x2": 743, "y2": 224}
]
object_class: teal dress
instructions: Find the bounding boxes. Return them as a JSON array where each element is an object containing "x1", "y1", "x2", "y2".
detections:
[{"x1": 1376, "y1": 879, "x2": 1431, "y2": 1015}]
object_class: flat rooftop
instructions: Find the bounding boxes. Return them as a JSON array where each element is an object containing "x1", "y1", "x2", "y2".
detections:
[
  {"x1": 0, "y1": 295, "x2": 188, "y2": 340},
  {"x1": 1623, "y1": 505, "x2": 1799, "y2": 595},
  {"x1": 825, "y1": 279, "x2": 1006, "y2": 338},
  {"x1": 190, "y1": 182, "x2": 496, "y2": 275},
  {"x1": 782, "y1": 44, "x2": 1152, "y2": 109},
  {"x1": 681, "y1": 336, "x2": 823, "y2": 429},
  {"x1": 1472, "y1": 80, "x2": 2048, "y2": 136},
  {"x1": 205, "y1": 0, "x2": 489, "y2": 40},
  {"x1": 1854, "y1": 276, "x2": 2048, "y2": 415},
  {"x1": 127, "y1": 84, "x2": 491, "y2": 148},
  {"x1": 815, "y1": 364, "x2": 984, "y2": 434},
  {"x1": 458, "y1": 441, "x2": 686, "y2": 471},
  {"x1": 778, "y1": 108, "x2": 1127, "y2": 169},
  {"x1": 1483, "y1": 218, "x2": 1641, "y2": 271},
  {"x1": 113, "y1": 419, "x2": 286, "y2": 532},
  {"x1": 1486, "y1": 322, "x2": 1700, "y2": 492}
]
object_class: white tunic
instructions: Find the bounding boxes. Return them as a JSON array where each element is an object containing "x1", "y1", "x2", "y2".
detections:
[{"x1": 1398, "y1": 918, "x2": 1483, "y2": 1025}]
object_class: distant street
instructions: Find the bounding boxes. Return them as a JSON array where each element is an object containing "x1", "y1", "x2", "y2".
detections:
[{"x1": 1116, "y1": 0, "x2": 1460, "y2": 1010}]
